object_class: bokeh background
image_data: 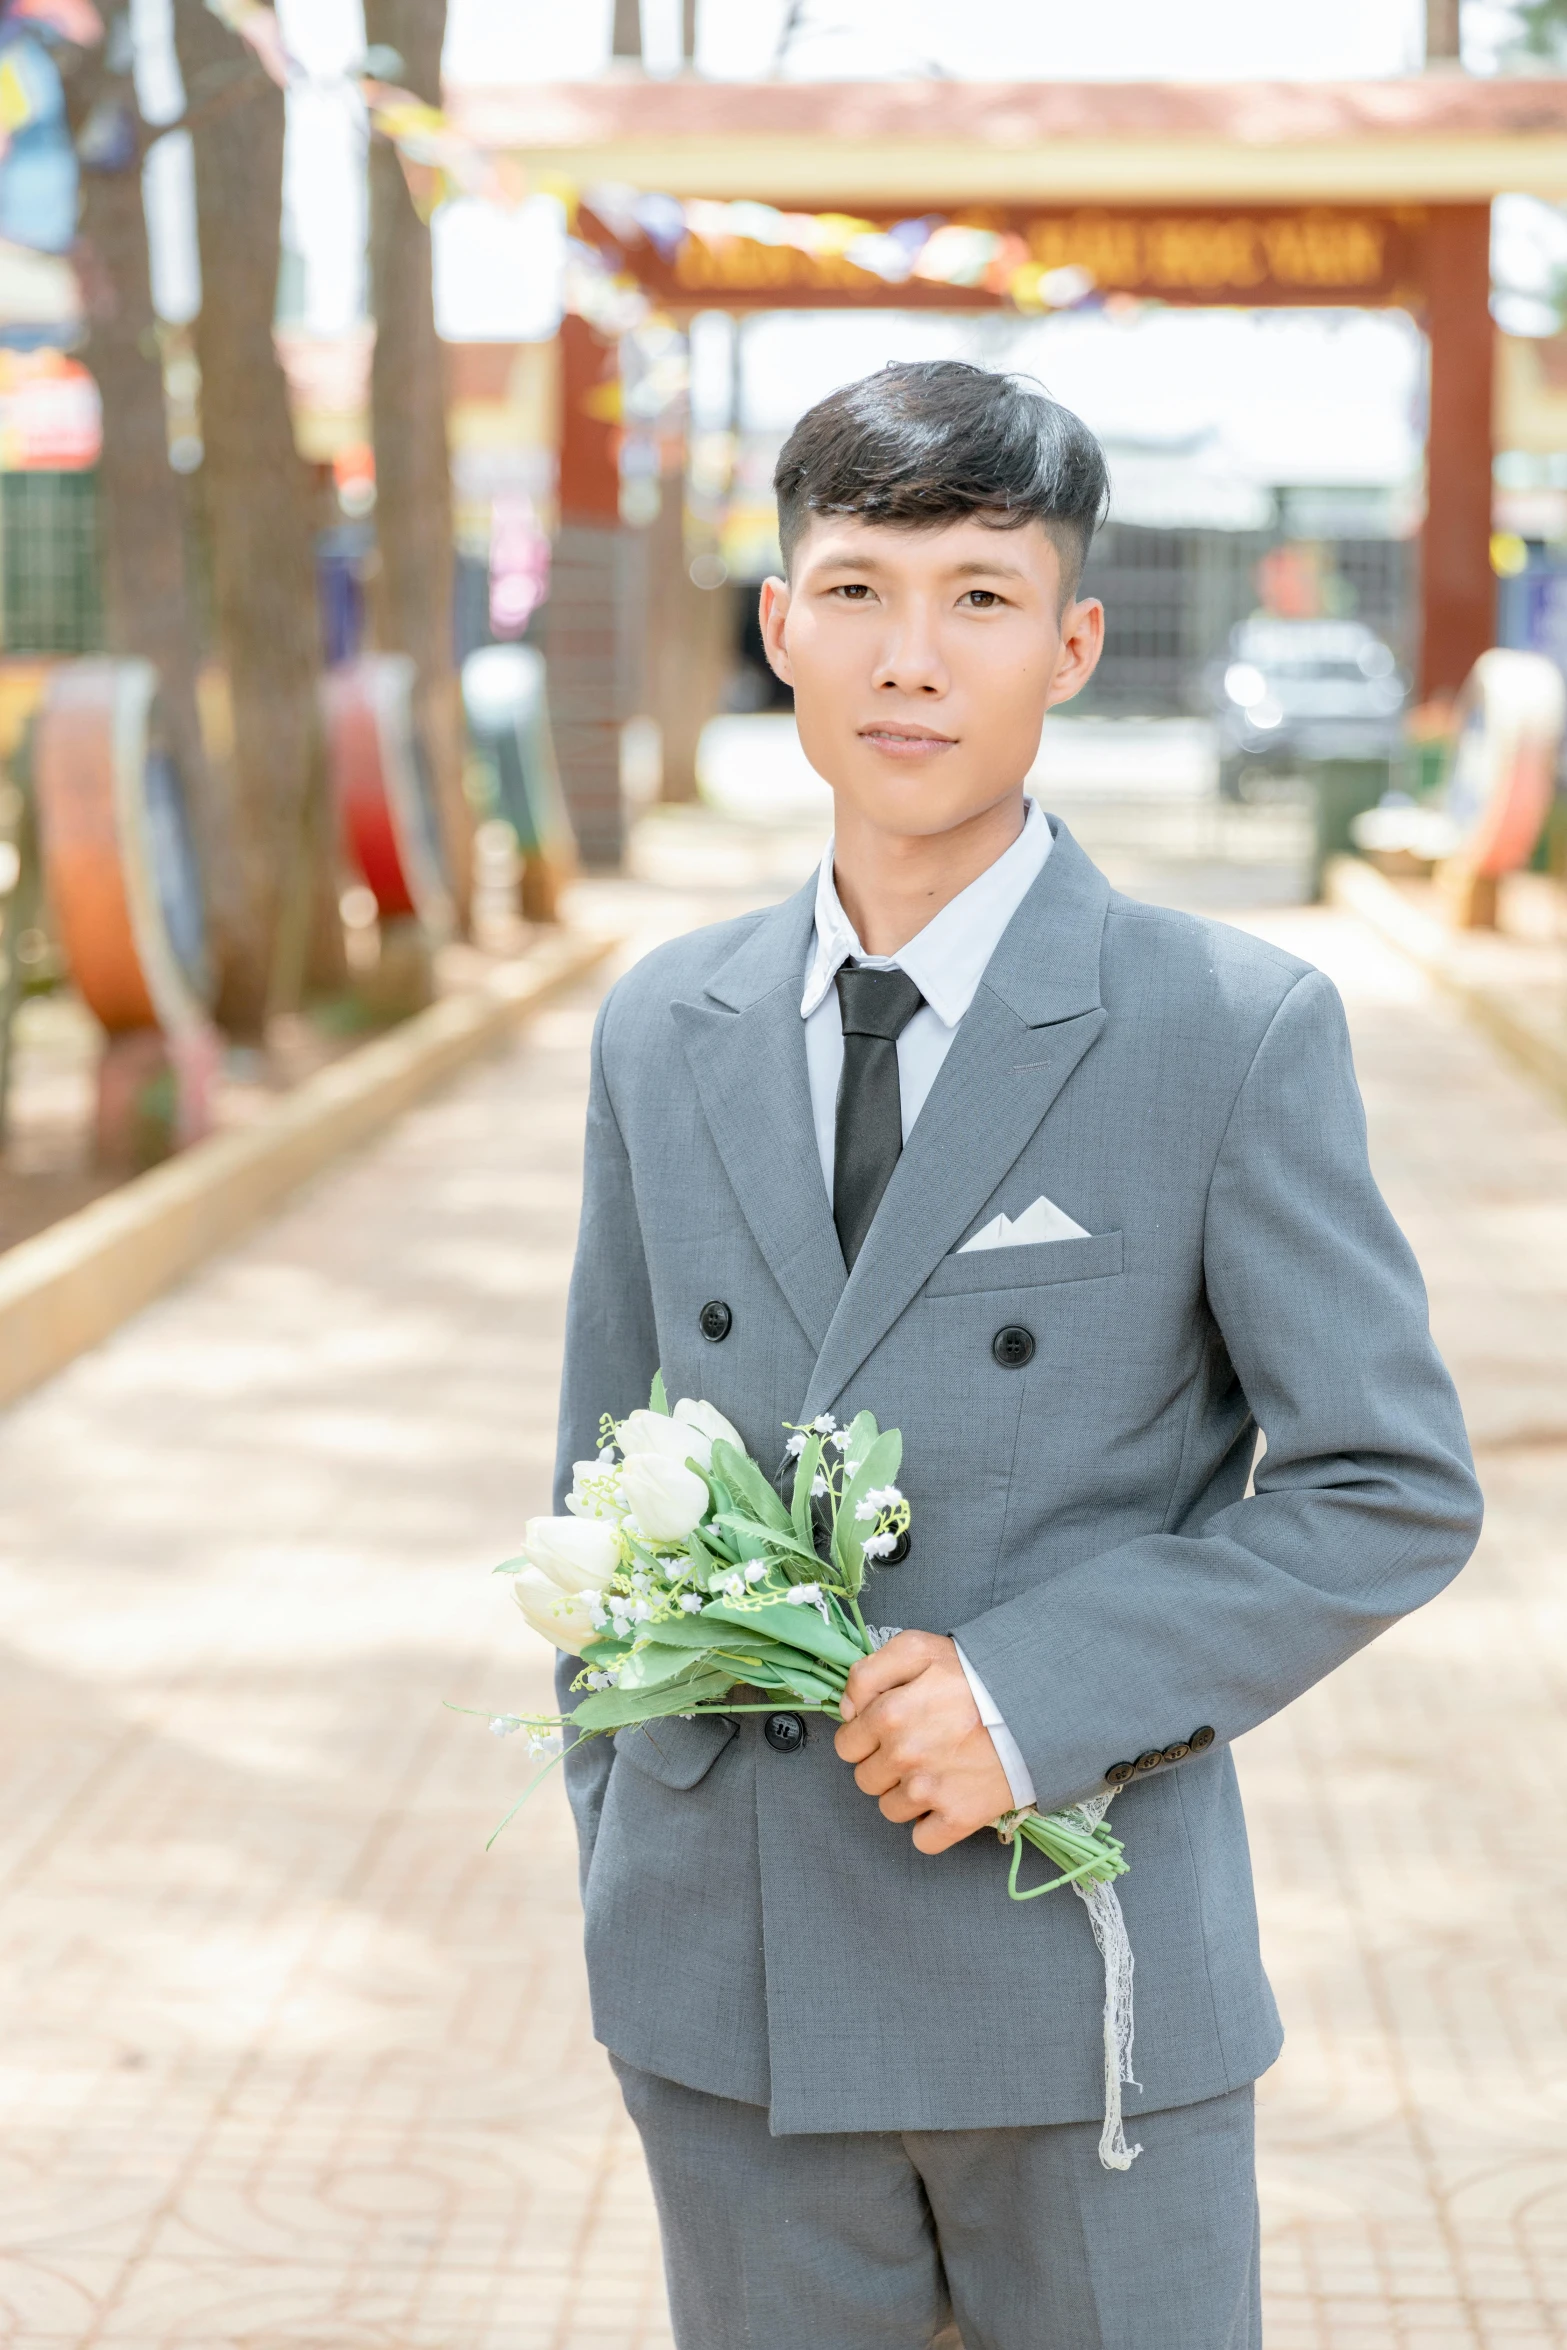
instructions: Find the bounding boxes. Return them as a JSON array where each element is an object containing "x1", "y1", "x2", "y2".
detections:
[{"x1": 1, "y1": 6, "x2": 1567, "y2": 2347}]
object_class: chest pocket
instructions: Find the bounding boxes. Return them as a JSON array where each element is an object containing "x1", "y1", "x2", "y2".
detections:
[{"x1": 923, "y1": 1229, "x2": 1124, "y2": 1298}]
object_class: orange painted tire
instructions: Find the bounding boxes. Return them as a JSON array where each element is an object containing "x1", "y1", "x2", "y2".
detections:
[
  {"x1": 33, "y1": 657, "x2": 210, "y2": 1035},
  {"x1": 1446, "y1": 649, "x2": 1566, "y2": 879},
  {"x1": 324, "y1": 655, "x2": 452, "y2": 936}
]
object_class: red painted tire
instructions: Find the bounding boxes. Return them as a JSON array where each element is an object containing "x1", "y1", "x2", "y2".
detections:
[
  {"x1": 324, "y1": 655, "x2": 452, "y2": 936},
  {"x1": 33, "y1": 657, "x2": 211, "y2": 1035}
]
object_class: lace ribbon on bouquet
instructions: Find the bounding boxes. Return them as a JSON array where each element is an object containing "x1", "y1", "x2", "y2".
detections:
[
  {"x1": 1070, "y1": 1792, "x2": 1142, "y2": 2170},
  {"x1": 998, "y1": 1790, "x2": 1142, "y2": 2172},
  {"x1": 872, "y1": 1634, "x2": 1141, "y2": 2172}
]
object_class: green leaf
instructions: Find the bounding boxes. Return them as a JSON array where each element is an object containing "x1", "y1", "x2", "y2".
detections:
[
  {"x1": 789, "y1": 1434, "x2": 822, "y2": 1549},
  {"x1": 702, "y1": 1597, "x2": 864, "y2": 1675},
  {"x1": 492, "y1": 1555, "x2": 528, "y2": 1576},
  {"x1": 709, "y1": 1439, "x2": 793, "y2": 1536},
  {"x1": 569, "y1": 1668, "x2": 734, "y2": 1732},
  {"x1": 634, "y1": 1610, "x2": 729, "y2": 1648},
  {"x1": 615, "y1": 1642, "x2": 715, "y2": 1694},
  {"x1": 649, "y1": 1370, "x2": 669, "y2": 1414},
  {"x1": 683, "y1": 1527, "x2": 725, "y2": 1578},
  {"x1": 712, "y1": 1513, "x2": 822, "y2": 1567},
  {"x1": 841, "y1": 1410, "x2": 882, "y2": 1478}
]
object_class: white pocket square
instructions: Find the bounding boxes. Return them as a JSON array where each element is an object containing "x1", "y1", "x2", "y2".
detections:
[{"x1": 959, "y1": 1194, "x2": 1090, "y2": 1252}]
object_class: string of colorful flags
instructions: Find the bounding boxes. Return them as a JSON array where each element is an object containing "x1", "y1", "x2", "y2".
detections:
[{"x1": 0, "y1": 0, "x2": 1100, "y2": 322}]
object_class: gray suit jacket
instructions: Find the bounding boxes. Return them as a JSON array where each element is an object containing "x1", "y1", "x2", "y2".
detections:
[{"x1": 552, "y1": 819, "x2": 1480, "y2": 2135}]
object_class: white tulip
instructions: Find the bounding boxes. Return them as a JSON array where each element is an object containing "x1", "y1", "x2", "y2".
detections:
[
  {"x1": 617, "y1": 1408, "x2": 713, "y2": 1468},
  {"x1": 673, "y1": 1397, "x2": 743, "y2": 1455},
  {"x1": 511, "y1": 1567, "x2": 599, "y2": 1653},
  {"x1": 619, "y1": 1451, "x2": 709, "y2": 1541},
  {"x1": 520, "y1": 1514, "x2": 622, "y2": 1593}
]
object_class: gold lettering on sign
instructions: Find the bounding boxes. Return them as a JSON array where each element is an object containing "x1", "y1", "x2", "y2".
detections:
[
  {"x1": 1025, "y1": 210, "x2": 1391, "y2": 296},
  {"x1": 1143, "y1": 218, "x2": 1267, "y2": 289},
  {"x1": 1027, "y1": 214, "x2": 1143, "y2": 284},
  {"x1": 661, "y1": 209, "x2": 1397, "y2": 301},
  {"x1": 673, "y1": 239, "x2": 873, "y2": 293},
  {"x1": 1261, "y1": 216, "x2": 1385, "y2": 287}
]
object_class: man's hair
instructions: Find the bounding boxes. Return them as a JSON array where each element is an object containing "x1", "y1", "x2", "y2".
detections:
[{"x1": 773, "y1": 360, "x2": 1110, "y2": 595}]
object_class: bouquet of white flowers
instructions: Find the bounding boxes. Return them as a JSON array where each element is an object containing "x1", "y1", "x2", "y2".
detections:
[{"x1": 482, "y1": 1377, "x2": 1143, "y2": 2169}]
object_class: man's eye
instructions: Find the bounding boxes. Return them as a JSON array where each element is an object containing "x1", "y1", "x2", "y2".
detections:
[
  {"x1": 962, "y1": 589, "x2": 1001, "y2": 608},
  {"x1": 833, "y1": 583, "x2": 872, "y2": 600}
]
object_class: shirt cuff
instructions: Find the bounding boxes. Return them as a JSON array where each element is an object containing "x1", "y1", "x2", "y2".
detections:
[{"x1": 954, "y1": 1642, "x2": 1037, "y2": 1810}]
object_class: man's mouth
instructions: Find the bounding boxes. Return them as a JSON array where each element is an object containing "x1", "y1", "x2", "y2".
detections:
[{"x1": 857, "y1": 724, "x2": 958, "y2": 757}]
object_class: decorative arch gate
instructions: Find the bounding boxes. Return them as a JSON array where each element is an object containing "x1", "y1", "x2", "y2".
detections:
[{"x1": 451, "y1": 76, "x2": 1562, "y2": 862}]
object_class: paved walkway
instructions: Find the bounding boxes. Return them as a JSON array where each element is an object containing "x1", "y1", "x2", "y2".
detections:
[{"x1": 1, "y1": 862, "x2": 1566, "y2": 2347}]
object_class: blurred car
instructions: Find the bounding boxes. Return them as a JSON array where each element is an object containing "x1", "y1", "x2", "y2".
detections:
[{"x1": 1209, "y1": 617, "x2": 1408, "y2": 800}]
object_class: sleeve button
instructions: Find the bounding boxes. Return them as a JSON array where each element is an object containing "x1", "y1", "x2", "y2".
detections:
[
  {"x1": 1188, "y1": 1725, "x2": 1216, "y2": 1751},
  {"x1": 1105, "y1": 1761, "x2": 1136, "y2": 1785},
  {"x1": 1133, "y1": 1749, "x2": 1164, "y2": 1773},
  {"x1": 1161, "y1": 1742, "x2": 1190, "y2": 1765},
  {"x1": 698, "y1": 1300, "x2": 732, "y2": 1343}
]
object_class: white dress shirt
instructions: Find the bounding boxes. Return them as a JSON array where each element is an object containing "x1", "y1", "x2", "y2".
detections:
[{"x1": 800, "y1": 799, "x2": 1052, "y2": 1808}]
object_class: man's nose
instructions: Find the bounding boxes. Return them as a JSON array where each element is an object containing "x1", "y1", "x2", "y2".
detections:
[{"x1": 871, "y1": 611, "x2": 948, "y2": 695}]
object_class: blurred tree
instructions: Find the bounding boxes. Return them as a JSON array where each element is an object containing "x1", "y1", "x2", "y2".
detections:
[
  {"x1": 55, "y1": 11, "x2": 237, "y2": 969},
  {"x1": 1502, "y1": 0, "x2": 1567, "y2": 57},
  {"x1": 611, "y1": 0, "x2": 642, "y2": 61},
  {"x1": 170, "y1": 0, "x2": 342, "y2": 1035},
  {"x1": 363, "y1": 0, "x2": 472, "y2": 932},
  {"x1": 1426, "y1": 0, "x2": 1464, "y2": 60}
]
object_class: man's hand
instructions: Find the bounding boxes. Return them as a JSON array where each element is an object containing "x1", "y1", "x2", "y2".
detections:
[{"x1": 833, "y1": 1631, "x2": 1015, "y2": 1854}]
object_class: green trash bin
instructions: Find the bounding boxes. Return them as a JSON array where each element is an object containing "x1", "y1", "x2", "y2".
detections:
[{"x1": 1308, "y1": 758, "x2": 1392, "y2": 901}]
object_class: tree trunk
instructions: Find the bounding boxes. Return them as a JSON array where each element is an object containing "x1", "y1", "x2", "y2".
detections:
[
  {"x1": 59, "y1": 27, "x2": 238, "y2": 992},
  {"x1": 171, "y1": 0, "x2": 340, "y2": 1037},
  {"x1": 1426, "y1": 0, "x2": 1463, "y2": 62},
  {"x1": 645, "y1": 452, "x2": 732, "y2": 803},
  {"x1": 363, "y1": 0, "x2": 472, "y2": 932}
]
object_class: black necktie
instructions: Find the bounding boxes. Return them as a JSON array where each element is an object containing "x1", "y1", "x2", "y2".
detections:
[{"x1": 833, "y1": 962, "x2": 925, "y2": 1271}]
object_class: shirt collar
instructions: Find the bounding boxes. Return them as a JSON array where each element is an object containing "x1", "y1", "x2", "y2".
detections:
[{"x1": 800, "y1": 798, "x2": 1053, "y2": 1028}]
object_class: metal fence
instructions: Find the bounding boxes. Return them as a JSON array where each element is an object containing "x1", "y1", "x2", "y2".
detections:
[
  {"x1": 0, "y1": 472, "x2": 103, "y2": 656},
  {"x1": 1077, "y1": 521, "x2": 1418, "y2": 716}
]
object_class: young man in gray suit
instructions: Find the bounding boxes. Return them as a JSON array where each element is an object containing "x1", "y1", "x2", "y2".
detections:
[{"x1": 552, "y1": 361, "x2": 1480, "y2": 2348}]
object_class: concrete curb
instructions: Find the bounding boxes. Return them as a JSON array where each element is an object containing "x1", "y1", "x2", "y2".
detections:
[
  {"x1": 1325, "y1": 855, "x2": 1567, "y2": 1111},
  {"x1": 0, "y1": 928, "x2": 618, "y2": 1413}
]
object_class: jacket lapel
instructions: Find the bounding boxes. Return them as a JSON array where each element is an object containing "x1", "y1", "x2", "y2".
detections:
[
  {"x1": 801, "y1": 821, "x2": 1111, "y2": 1417},
  {"x1": 673, "y1": 881, "x2": 847, "y2": 1354}
]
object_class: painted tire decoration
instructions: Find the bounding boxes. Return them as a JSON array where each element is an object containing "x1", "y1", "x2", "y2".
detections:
[
  {"x1": 1445, "y1": 649, "x2": 1566, "y2": 878},
  {"x1": 325, "y1": 654, "x2": 453, "y2": 936},
  {"x1": 33, "y1": 656, "x2": 210, "y2": 1034},
  {"x1": 461, "y1": 643, "x2": 576, "y2": 861}
]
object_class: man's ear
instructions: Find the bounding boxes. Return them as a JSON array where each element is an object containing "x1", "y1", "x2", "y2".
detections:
[
  {"x1": 758, "y1": 575, "x2": 794, "y2": 687},
  {"x1": 1045, "y1": 596, "x2": 1105, "y2": 712}
]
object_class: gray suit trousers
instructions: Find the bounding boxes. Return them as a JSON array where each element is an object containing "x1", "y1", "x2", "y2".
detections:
[{"x1": 614, "y1": 2059, "x2": 1261, "y2": 2350}]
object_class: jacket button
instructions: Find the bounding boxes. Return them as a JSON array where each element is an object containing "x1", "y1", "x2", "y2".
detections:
[
  {"x1": 1161, "y1": 1742, "x2": 1191, "y2": 1766},
  {"x1": 1188, "y1": 1724, "x2": 1216, "y2": 1751},
  {"x1": 1105, "y1": 1761, "x2": 1136, "y2": 1786},
  {"x1": 992, "y1": 1324, "x2": 1035, "y2": 1369},
  {"x1": 698, "y1": 1299, "x2": 732, "y2": 1343},
  {"x1": 1133, "y1": 1749, "x2": 1164, "y2": 1773},
  {"x1": 882, "y1": 1529, "x2": 911, "y2": 1566},
  {"x1": 763, "y1": 1712, "x2": 807, "y2": 1754}
]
